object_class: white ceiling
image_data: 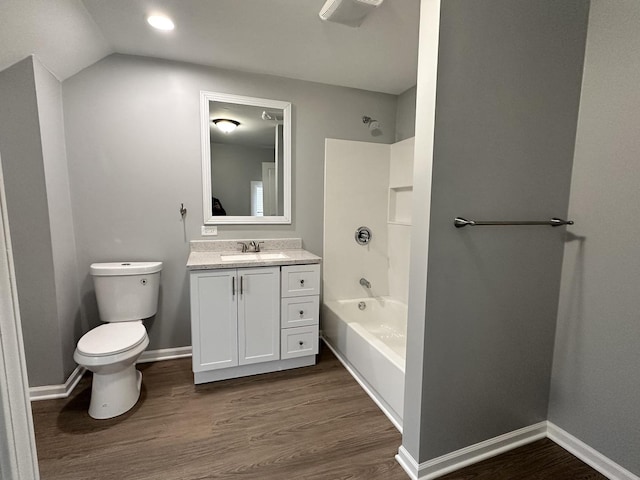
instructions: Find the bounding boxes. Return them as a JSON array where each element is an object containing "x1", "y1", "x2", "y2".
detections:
[
  {"x1": 0, "y1": 0, "x2": 111, "y2": 81},
  {"x1": 0, "y1": 0, "x2": 419, "y2": 94},
  {"x1": 209, "y1": 102, "x2": 281, "y2": 147}
]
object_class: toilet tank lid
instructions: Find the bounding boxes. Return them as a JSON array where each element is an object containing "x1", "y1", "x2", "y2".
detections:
[{"x1": 90, "y1": 262, "x2": 163, "y2": 276}]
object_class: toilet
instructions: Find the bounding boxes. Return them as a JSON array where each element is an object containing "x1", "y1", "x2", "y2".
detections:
[{"x1": 74, "y1": 261, "x2": 162, "y2": 419}]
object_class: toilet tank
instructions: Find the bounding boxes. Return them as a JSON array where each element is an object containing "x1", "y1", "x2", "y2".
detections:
[{"x1": 90, "y1": 262, "x2": 163, "y2": 322}]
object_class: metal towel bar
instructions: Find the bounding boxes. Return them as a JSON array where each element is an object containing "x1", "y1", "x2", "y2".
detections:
[{"x1": 454, "y1": 217, "x2": 574, "y2": 228}]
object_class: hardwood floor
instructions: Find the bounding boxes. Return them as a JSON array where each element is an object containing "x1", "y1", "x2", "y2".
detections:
[
  {"x1": 32, "y1": 347, "x2": 607, "y2": 480},
  {"x1": 32, "y1": 346, "x2": 406, "y2": 480},
  {"x1": 438, "y1": 439, "x2": 608, "y2": 480}
]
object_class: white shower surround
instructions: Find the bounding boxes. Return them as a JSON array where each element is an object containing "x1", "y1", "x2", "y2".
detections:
[{"x1": 323, "y1": 137, "x2": 414, "y2": 431}]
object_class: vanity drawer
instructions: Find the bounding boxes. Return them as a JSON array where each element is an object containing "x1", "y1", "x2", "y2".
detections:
[
  {"x1": 281, "y1": 325, "x2": 319, "y2": 359},
  {"x1": 281, "y1": 264, "x2": 320, "y2": 297},
  {"x1": 281, "y1": 296, "x2": 319, "y2": 328}
]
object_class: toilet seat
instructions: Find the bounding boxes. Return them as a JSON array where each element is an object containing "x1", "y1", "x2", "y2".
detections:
[{"x1": 77, "y1": 322, "x2": 147, "y2": 357}]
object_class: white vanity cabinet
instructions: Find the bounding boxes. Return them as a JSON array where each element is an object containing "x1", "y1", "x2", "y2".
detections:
[
  {"x1": 189, "y1": 262, "x2": 320, "y2": 384},
  {"x1": 280, "y1": 264, "x2": 320, "y2": 360},
  {"x1": 190, "y1": 266, "x2": 280, "y2": 382}
]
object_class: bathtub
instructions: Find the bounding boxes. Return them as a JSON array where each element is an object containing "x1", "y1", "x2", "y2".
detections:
[{"x1": 322, "y1": 297, "x2": 406, "y2": 430}]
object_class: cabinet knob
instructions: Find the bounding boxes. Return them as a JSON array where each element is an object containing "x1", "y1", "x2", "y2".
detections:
[
  {"x1": 299, "y1": 341, "x2": 304, "y2": 346},
  {"x1": 300, "y1": 279, "x2": 305, "y2": 286},
  {"x1": 299, "y1": 310, "x2": 304, "y2": 316}
]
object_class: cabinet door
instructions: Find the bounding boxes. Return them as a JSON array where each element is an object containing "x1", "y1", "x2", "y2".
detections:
[
  {"x1": 190, "y1": 270, "x2": 238, "y2": 372},
  {"x1": 237, "y1": 266, "x2": 281, "y2": 365}
]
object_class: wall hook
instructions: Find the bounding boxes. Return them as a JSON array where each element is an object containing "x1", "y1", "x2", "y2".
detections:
[{"x1": 180, "y1": 203, "x2": 187, "y2": 218}]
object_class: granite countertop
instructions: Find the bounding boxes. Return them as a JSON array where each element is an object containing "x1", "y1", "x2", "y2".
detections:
[{"x1": 186, "y1": 238, "x2": 321, "y2": 271}]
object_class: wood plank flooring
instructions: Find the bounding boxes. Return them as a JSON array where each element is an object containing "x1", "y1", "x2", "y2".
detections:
[
  {"x1": 32, "y1": 347, "x2": 607, "y2": 480},
  {"x1": 32, "y1": 347, "x2": 406, "y2": 480},
  {"x1": 438, "y1": 439, "x2": 608, "y2": 479}
]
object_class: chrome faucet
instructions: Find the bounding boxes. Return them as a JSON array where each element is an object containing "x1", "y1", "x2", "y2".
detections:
[
  {"x1": 359, "y1": 278, "x2": 371, "y2": 289},
  {"x1": 237, "y1": 242, "x2": 248, "y2": 253},
  {"x1": 249, "y1": 241, "x2": 264, "y2": 252}
]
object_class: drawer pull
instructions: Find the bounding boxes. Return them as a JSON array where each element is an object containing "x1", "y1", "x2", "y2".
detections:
[
  {"x1": 299, "y1": 310, "x2": 304, "y2": 316},
  {"x1": 299, "y1": 341, "x2": 304, "y2": 346},
  {"x1": 300, "y1": 279, "x2": 305, "y2": 286}
]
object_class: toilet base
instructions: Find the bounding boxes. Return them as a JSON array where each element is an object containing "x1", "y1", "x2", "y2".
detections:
[{"x1": 88, "y1": 365, "x2": 143, "y2": 420}]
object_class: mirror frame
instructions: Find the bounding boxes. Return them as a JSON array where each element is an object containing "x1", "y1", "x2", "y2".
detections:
[{"x1": 200, "y1": 91, "x2": 292, "y2": 225}]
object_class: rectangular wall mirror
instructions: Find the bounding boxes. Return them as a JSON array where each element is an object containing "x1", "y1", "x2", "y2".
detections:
[{"x1": 200, "y1": 91, "x2": 292, "y2": 224}]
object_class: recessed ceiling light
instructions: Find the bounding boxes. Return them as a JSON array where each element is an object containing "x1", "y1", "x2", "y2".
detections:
[{"x1": 147, "y1": 15, "x2": 175, "y2": 31}]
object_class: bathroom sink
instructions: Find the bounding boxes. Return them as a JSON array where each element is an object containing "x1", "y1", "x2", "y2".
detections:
[
  {"x1": 221, "y1": 252, "x2": 290, "y2": 262},
  {"x1": 257, "y1": 252, "x2": 290, "y2": 260}
]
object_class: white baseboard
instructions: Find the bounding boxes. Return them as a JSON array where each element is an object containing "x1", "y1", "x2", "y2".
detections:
[
  {"x1": 29, "y1": 346, "x2": 193, "y2": 401},
  {"x1": 396, "y1": 421, "x2": 639, "y2": 480},
  {"x1": 547, "y1": 422, "x2": 640, "y2": 480},
  {"x1": 29, "y1": 365, "x2": 86, "y2": 401},
  {"x1": 137, "y1": 346, "x2": 192, "y2": 364},
  {"x1": 396, "y1": 422, "x2": 547, "y2": 480},
  {"x1": 396, "y1": 445, "x2": 421, "y2": 480}
]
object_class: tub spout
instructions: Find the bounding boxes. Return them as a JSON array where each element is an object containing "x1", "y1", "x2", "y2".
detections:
[{"x1": 359, "y1": 278, "x2": 371, "y2": 289}]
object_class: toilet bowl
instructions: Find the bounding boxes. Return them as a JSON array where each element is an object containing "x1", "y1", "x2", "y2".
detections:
[
  {"x1": 74, "y1": 261, "x2": 162, "y2": 419},
  {"x1": 74, "y1": 321, "x2": 150, "y2": 419}
]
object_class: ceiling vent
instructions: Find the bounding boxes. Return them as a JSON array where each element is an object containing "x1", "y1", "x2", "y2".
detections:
[{"x1": 319, "y1": 0, "x2": 384, "y2": 28}]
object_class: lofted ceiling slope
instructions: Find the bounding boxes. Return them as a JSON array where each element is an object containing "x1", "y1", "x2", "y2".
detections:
[
  {"x1": 1, "y1": 0, "x2": 419, "y2": 94},
  {"x1": 0, "y1": 0, "x2": 112, "y2": 81}
]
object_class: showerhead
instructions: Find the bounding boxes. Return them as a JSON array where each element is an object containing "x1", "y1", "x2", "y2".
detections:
[
  {"x1": 362, "y1": 115, "x2": 382, "y2": 135},
  {"x1": 262, "y1": 110, "x2": 283, "y2": 122}
]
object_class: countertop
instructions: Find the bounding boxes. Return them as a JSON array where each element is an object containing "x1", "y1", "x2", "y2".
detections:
[
  {"x1": 187, "y1": 239, "x2": 321, "y2": 270},
  {"x1": 187, "y1": 249, "x2": 321, "y2": 270}
]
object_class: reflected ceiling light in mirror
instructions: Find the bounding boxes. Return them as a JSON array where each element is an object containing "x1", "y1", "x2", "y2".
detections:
[
  {"x1": 212, "y1": 119, "x2": 240, "y2": 134},
  {"x1": 147, "y1": 15, "x2": 175, "y2": 31}
]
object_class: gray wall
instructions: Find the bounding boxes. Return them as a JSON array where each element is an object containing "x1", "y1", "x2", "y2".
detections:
[
  {"x1": 210, "y1": 143, "x2": 273, "y2": 216},
  {"x1": 395, "y1": 86, "x2": 416, "y2": 142},
  {"x1": 415, "y1": 0, "x2": 589, "y2": 460},
  {"x1": 549, "y1": 2, "x2": 640, "y2": 475},
  {"x1": 0, "y1": 57, "x2": 70, "y2": 386},
  {"x1": 33, "y1": 59, "x2": 82, "y2": 380},
  {"x1": 62, "y1": 53, "x2": 397, "y2": 351}
]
